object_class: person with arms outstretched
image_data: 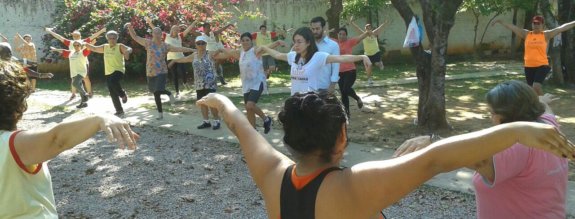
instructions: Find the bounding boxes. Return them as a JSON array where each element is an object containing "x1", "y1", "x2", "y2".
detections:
[
  {"x1": 212, "y1": 32, "x2": 285, "y2": 133},
  {"x1": 493, "y1": 16, "x2": 575, "y2": 95},
  {"x1": 196, "y1": 91, "x2": 574, "y2": 219},
  {"x1": 350, "y1": 19, "x2": 387, "y2": 85},
  {"x1": 395, "y1": 80, "x2": 571, "y2": 218},
  {"x1": 85, "y1": 30, "x2": 132, "y2": 116},
  {"x1": 0, "y1": 58, "x2": 138, "y2": 219},
  {"x1": 260, "y1": 27, "x2": 371, "y2": 96},
  {"x1": 45, "y1": 27, "x2": 106, "y2": 99}
]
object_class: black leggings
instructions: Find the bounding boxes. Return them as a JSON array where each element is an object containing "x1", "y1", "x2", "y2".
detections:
[
  {"x1": 106, "y1": 71, "x2": 126, "y2": 113},
  {"x1": 338, "y1": 70, "x2": 360, "y2": 114},
  {"x1": 169, "y1": 62, "x2": 187, "y2": 93},
  {"x1": 154, "y1": 90, "x2": 172, "y2": 113}
]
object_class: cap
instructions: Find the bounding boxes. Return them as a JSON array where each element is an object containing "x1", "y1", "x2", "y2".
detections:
[
  {"x1": 195, "y1": 35, "x2": 207, "y2": 43},
  {"x1": 532, "y1": 15, "x2": 544, "y2": 24}
]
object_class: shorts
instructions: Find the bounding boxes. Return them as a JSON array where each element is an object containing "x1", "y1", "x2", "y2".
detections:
[
  {"x1": 27, "y1": 65, "x2": 38, "y2": 79},
  {"x1": 262, "y1": 55, "x2": 276, "y2": 70},
  {"x1": 524, "y1": 65, "x2": 551, "y2": 86},
  {"x1": 147, "y1": 73, "x2": 168, "y2": 93},
  {"x1": 368, "y1": 51, "x2": 382, "y2": 63},
  {"x1": 197, "y1": 89, "x2": 216, "y2": 100},
  {"x1": 243, "y1": 83, "x2": 264, "y2": 104}
]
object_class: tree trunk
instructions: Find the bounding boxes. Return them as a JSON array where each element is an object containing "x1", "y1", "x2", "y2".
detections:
[
  {"x1": 326, "y1": 0, "x2": 343, "y2": 39},
  {"x1": 540, "y1": 0, "x2": 564, "y2": 85},
  {"x1": 510, "y1": 8, "x2": 518, "y2": 58},
  {"x1": 559, "y1": 0, "x2": 575, "y2": 85},
  {"x1": 472, "y1": 9, "x2": 480, "y2": 52},
  {"x1": 391, "y1": 0, "x2": 462, "y2": 132}
]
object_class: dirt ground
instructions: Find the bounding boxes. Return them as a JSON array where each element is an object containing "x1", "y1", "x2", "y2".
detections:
[{"x1": 252, "y1": 82, "x2": 575, "y2": 181}]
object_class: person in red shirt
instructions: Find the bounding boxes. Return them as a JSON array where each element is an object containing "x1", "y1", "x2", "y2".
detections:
[
  {"x1": 333, "y1": 27, "x2": 371, "y2": 117},
  {"x1": 45, "y1": 27, "x2": 106, "y2": 99}
]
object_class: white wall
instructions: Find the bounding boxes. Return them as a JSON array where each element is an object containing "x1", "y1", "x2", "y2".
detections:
[
  {"x1": 0, "y1": 1, "x2": 56, "y2": 59},
  {"x1": 233, "y1": 0, "x2": 525, "y2": 57}
]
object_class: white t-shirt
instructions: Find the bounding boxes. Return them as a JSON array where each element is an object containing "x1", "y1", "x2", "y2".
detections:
[
  {"x1": 239, "y1": 47, "x2": 266, "y2": 94},
  {"x1": 164, "y1": 34, "x2": 185, "y2": 60},
  {"x1": 287, "y1": 51, "x2": 329, "y2": 95}
]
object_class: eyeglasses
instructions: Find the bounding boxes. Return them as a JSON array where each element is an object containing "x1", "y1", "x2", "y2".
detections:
[{"x1": 196, "y1": 42, "x2": 206, "y2": 45}]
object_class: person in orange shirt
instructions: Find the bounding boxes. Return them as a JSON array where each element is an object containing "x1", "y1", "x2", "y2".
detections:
[{"x1": 493, "y1": 16, "x2": 575, "y2": 95}]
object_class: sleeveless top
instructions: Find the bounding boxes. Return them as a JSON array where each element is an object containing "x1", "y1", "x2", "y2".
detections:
[
  {"x1": 103, "y1": 44, "x2": 125, "y2": 75},
  {"x1": 524, "y1": 32, "x2": 549, "y2": 67},
  {"x1": 239, "y1": 47, "x2": 267, "y2": 93},
  {"x1": 145, "y1": 40, "x2": 169, "y2": 77},
  {"x1": 164, "y1": 34, "x2": 185, "y2": 60},
  {"x1": 204, "y1": 32, "x2": 224, "y2": 52},
  {"x1": 192, "y1": 52, "x2": 217, "y2": 90},
  {"x1": 363, "y1": 35, "x2": 380, "y2": 56},
  {"x1": 0, "y1": 131, "x2": 57, "y2": 219},
  {"x1": 280, "y1": 164, "x2": 342, "y2": 219},
  {"x1": 18, "y1": 43, "x2": 37, "y2": 62}
]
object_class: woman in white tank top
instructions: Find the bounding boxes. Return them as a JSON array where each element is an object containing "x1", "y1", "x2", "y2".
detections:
[{"x1": 211, "y1": 32, "x2": 285, "y2": 133}]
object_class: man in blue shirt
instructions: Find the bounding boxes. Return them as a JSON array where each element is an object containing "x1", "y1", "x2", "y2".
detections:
[{"x1": 310, "y1": 16, "x2": 340, "y2": 93}]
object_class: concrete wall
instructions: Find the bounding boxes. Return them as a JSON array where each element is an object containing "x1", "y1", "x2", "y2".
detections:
[
  {"x1": 233, "y1": 0, "x2": 525, "y2": 59},
  {"x1": 0, "y1": 1, "x2": 56, "y2": 59}
]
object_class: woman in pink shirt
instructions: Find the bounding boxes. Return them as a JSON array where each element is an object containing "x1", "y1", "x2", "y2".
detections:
[{"x1": 395, "y1": 80, "x2": 569, "y2": 218}]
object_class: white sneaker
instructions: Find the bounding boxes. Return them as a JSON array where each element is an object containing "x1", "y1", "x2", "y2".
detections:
[
  {"x1": 368, "y1": 78, "x2": 374, "y2": 86},
  {"x1": 169, "y1": 94, "x2": 176, "y2": 105}
]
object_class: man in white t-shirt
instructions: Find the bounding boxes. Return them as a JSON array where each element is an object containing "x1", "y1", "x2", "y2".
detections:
[{"x1": 310, "y1": 16, "x2": 340, "y2": 93}]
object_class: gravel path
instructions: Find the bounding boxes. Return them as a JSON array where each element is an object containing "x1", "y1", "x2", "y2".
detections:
[{"x1": 17, "y1": 90, "x2": 502, "y2": 218}]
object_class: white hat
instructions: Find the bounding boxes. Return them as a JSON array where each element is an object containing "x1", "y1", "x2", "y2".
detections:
[{"x1": 195, "y1": 35, "x2": 207, "y2": 43}]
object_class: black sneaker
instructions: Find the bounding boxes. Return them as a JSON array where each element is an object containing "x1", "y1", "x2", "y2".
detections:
[
  {"x1": 76, "y1": 102, "x2": 88, "y2": 109},
  {"x1": 114, "y1": 111, "x2": 125, "y2": 116},
  {"x1": 197, "y1": 122, "x2": 211, "y2": 129},
  {"x1": 357, "y1": 98, "x2": 363, "y2": 109},
  {"x1": 212, "y1": 121, "x2": 221, "y2": 130},
  {"x1": 263, "y1": 116, "x2": 272, "y2": 134}
]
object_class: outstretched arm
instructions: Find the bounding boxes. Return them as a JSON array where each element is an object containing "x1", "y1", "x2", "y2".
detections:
[
  {"x1": 539, "y1": 93, "x2": 558, "y2": 115},
  {"x1": 212, "y1": 48, "x2": 240, "y2": 60},
  {"x1": 350, "y1": 21, "x2": 365, "y2": 34},
  {"x1": 167, "y1": 45, "x2": 196, "y2": 53},
  {"x1": 326, "y1": 54, "x2": 371, "y2": 70},
  {"x1": 546, "y1": 20, "x2": 575, "y2": 39},
  {"x1": 88, "y1": 27, "x2": 107, "y2": 42},
  {"x1": 492, "y1": 20, "x2": 528, "y2": 39},
  {"x1": 144, "y1": 17, "x2": 156, "y2": 30},
  {"x1": 45, "y1": 27, "x2": 68, "y2": 43},
  {"x1": 168, "y1": 53, "x2": 195, "y2": 68},
  {"x1": 372, "y1": 21, "x2": 388, "y2": 36},
  {"x1": 84, "y1": 44, "x2": 105, "y2": 54},
  {"x1": 182, "y1": 20, "x2": 199, "y2": 37},
  {"x1": 125, "y1": 23, "x2": 147, "y2": 47},
  {"x1": 0, "y1": 33, "x2": 7, "y2": 42},
  {"x1": 347, "y1": 121, "x2": 574, "y2": 214},
  {"x1": 255, "y1": 40, "x2": 286, "y2": 56},
  {"x1": 196, "y1": 94, "x2": 294, "y2": 191},
  {"x1": 119, "y1": 44, "x2": 133, "y2": 60},
  {"x1": 49, "y1": 46, "x2": 66, "y2": 54},
  {"x1": 259, "y1": 45, "x2": 288, "y2": 62},
  {"x1": 213, "y1": 23, "x2": 234, "y2": 35},
  {"x1": 14, "y1": 114, "x2": 138, "y2": 166}
]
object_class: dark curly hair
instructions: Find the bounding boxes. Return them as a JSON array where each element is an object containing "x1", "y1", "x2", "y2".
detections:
[
  {"x1": 278, "y1": 92, "x2": 348, "y2": 163},
  {"x1": 486, "y1": 80, "x2": 545, "y2": 124},
  {"x1": 0, "y1": 60, "x2": 31, "y2": 131}
]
